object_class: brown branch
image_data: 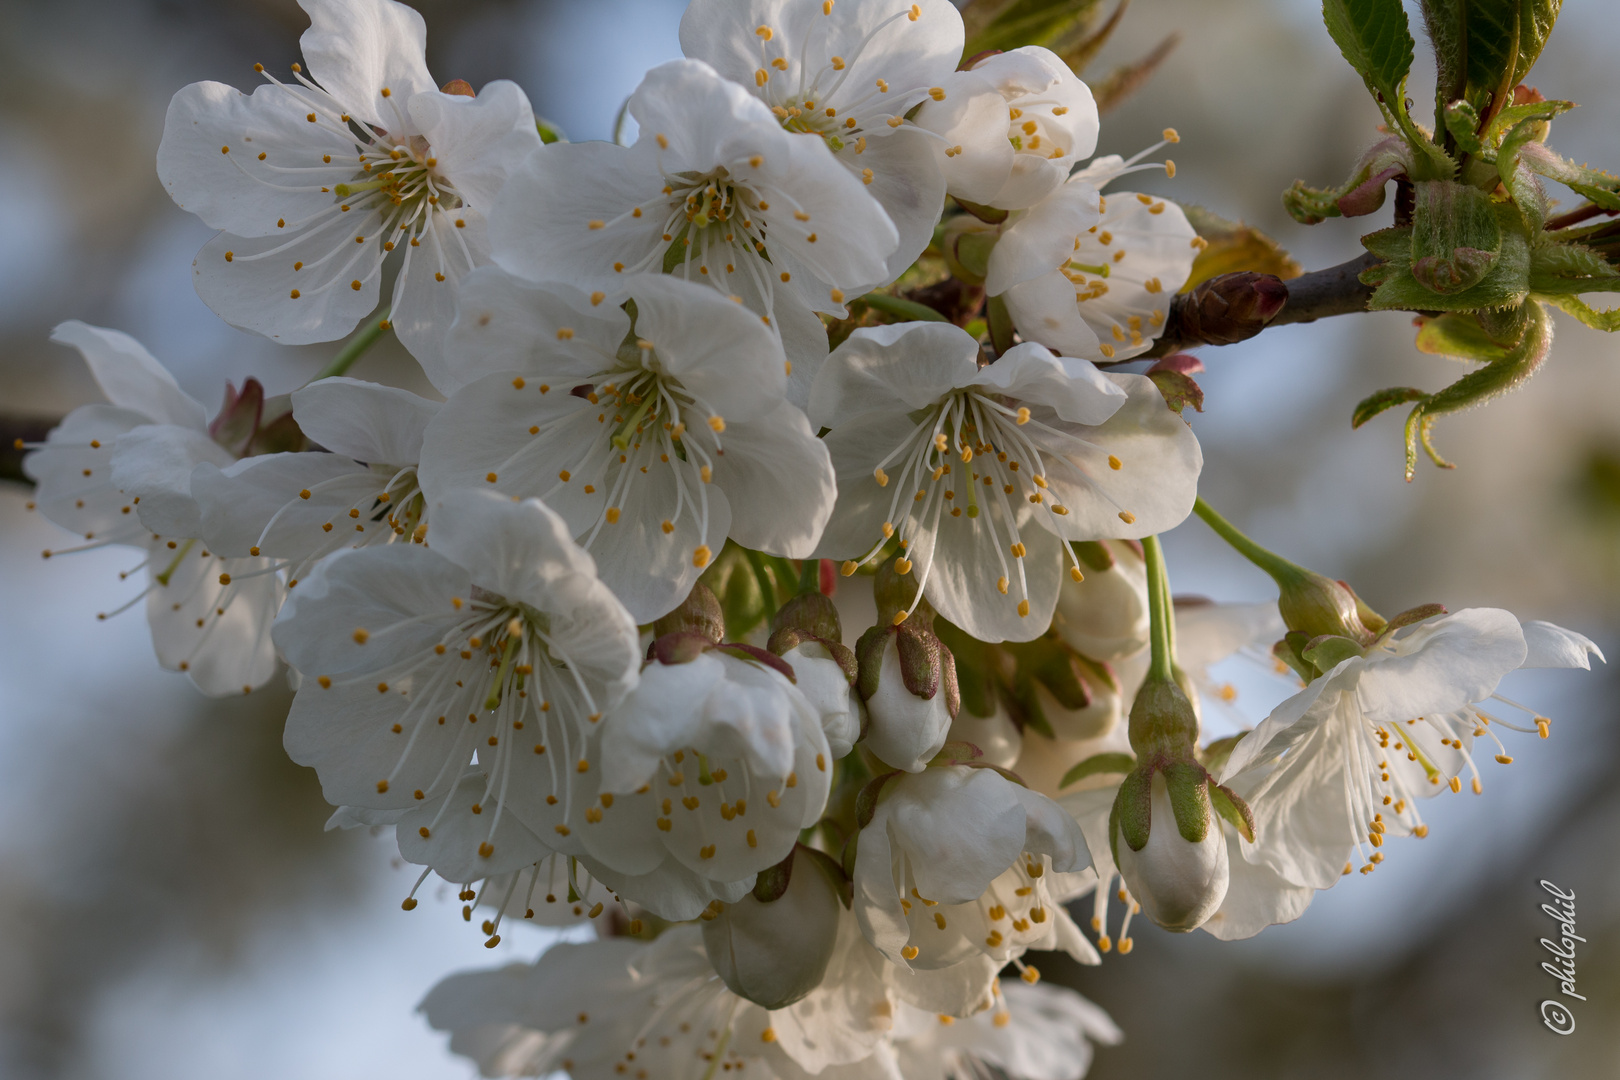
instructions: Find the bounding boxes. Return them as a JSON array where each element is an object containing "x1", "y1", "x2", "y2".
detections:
[{"x1": 1142, "y1": 252, "x2": 1380, "y2": 358}]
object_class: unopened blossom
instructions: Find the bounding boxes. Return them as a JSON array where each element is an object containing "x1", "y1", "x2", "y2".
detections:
[
  {"x1": 191, "y1": 376, "x2": 439, "y2": 582},
  {"x1": 418, "y1": 271, "x2": 835, "y2": 623},
  {"x1": 588, "y1": 639, "x2": 833, "y2": 897},
  {"x1": 1051, "y1": 540, "x2": 1149, "y2": 661},
  {"x1": 853, "y1": 764, "x2": 1089, "y2": 969},
  {"x1": 985, "y1": 139, "x2": 1200, "y2": 363},
  {"x1": 810, "y1": 322, "x2": 1202, "y2": 642},
  {"x1": 702, "y1": 844, "x2": 844, "y2": 1008},
  {"x1": 680, "y1": 0, "x2": 978, "y2": 280},
  {"x1": 25, "y1": 321, "x2": 282, "y2": 695},
  {"x1": 423, "y1": 922, "x2": 898, "y2": 1080},
  {"x1": 768, "y1": 590, "x2": 864, "y2": 758},
  {"x1": 275, "y1": 489, "x2": 641, "y2": 884},
  {"x1": 915, "y1": 46, "x2": 1100, "y2": 210},
  {"x1": 157, "y1": 0, "x2": 541, "y2": 378},
  {"x1": 892, "y1": 979, "x2": 1122, "y2": 1080},
  {"x1": 489, "y1": 59, "x2": 898, "y2": 400},
  {"x1": 1220, "y1": 609, "x2": 1601, "y2": 890}
]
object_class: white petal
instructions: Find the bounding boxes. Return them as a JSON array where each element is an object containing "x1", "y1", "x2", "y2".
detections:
[
  {"x1": 297, "y1": 0, "x2": 435, "y2": 131},
  {"x1": 191, "y1": 451, "x2": 371, "y2": 557},
  {"x1": 808, "y1": 322, "x2": 979, "y2": 429},
  {"x1": 290, "y1": 377, "x2": 440, "y2": 464},
  {"x1": 442, "y1": 266, "x2": 629, "y2": 393},
  {"x1": 24, "y1": 406, "x2": 153, "y2": 546},
  {"x1": 395, "y1": 770, "x2": 555, "y2": 881},
  {"x1": 912, "y1": 70, "x2": 1017, "y2": 205},
  {"x1": 193, "y1": 227, "x2": 383, "y2": 346},
  {"x1": 490, "y1": 141, "x2": 667, "y2": 288},
  {"x1": 838, "y1": 125, "x2": 946, "y2": 284},
  {"x1": 407, "y1": 80, "x2": 541, "y2": 209},
  {"x1": 966, "y1": 342, "x2": 1125, "y2": 426},
  {"x1": 156, "y1": 81, "x2": 354, "y2": 238},
  {"x1": 1199, "y1": 832, "x2": 1315, "y2": 941},
  {"x1": 50, "y1": 322, "x2": 207, "y2": 430},
  {"x1": 984, "y1": 182, "x2": 1100, "y2": 297},
  {"x1": 709, "y1": 402, "x2": 835, "y2": 558},
  {"x1": 1519, "y1": 619, "x2": 1605, "y2": 669},
  {"x1": 145, "y1": 539, "x2": 282, "y2": 695},
  {"x1": 624, "y1": 275, "x2": 788, "y2": 419},
  {"x1": 1001, "y1": 269, "x2": 1102, "y2": 357},
  {"x1": 111, "y1": 424, "x2": 235, "y2": 537},
  {"x1": 1010, "y1": 785, "x2": 1090, "y2": 874},
  {"x1": 389, "y1": 207, "x2": 491, "y2": 379},
  {"x1": 1357, "y1": 608, "x2": 1527, "y2": 725}
]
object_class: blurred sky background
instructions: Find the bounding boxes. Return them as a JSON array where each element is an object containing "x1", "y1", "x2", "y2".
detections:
[{"x1": 1, "y1": 0, "x2": 1618, "y2": 1077}]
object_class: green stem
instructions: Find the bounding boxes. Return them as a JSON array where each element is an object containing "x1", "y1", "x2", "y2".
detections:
[
  {"x1": 1191, "y1": 497, "x2": 1312, "y2": 589},
  {"x1": 860, "y1": 292, "x2": 948, "y2": 323},
  {"x1": 308, "y1": 307, "x2": 393, "y2": 383},
  {"x1": 798, "y1": 558, "x2": 820, "y2": 594},
  {"x1": 1141, "y1": 535, "x2": 1175, "y2": 683}
]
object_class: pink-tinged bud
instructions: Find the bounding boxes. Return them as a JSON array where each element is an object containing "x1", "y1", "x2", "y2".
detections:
[
  {"x1": 858, "y1": 630, "x2": 956, "y2": 772},
  {"x1": 652, "y1": 582, "x2": 724, "y2": 643},
  {"x1": 702, "y1": 845, "x2": 843, "y2": 1009}
]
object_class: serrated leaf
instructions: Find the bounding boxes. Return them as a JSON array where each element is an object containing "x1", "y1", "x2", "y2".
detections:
[
  {"x1": 1352, "y1": 386, "x2": 1429, "y2": 429},
  {"x1": 1465, "y1": 0, "x2": 1562, "y2": 107},
  {"x1": 1056, "y1": 0, "x2": 1128, "y2": 74},
  {"x1": 1322, "y1": 0, "x2": 1416, "y2": 117},
  {"x1": 1147, "y1": 369, "x2": 1204, "y2": 415},
  {"x1": 1517, "y1": 144, "x2": 1620, "y2": 211},
  {"x1": 1529, "y1": 242, "x2": 1620, "y2": 297},
  {"x1": 1544, "y1": 294, "x2": 1620, "y2": 331},
  {"x1": 1181, "y1": 206, "x2": 1303, "y2": 291},
  {"x1": 1363, "y1": 203, "x2": 1531, "y2": 312}
]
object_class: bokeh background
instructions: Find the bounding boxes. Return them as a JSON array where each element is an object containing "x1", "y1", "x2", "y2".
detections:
[{"x1": 1, "y1": 0, "x2": 1617, "y2": 1076}]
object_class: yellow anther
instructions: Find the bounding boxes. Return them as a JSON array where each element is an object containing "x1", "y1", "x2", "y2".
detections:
[
  {"x1": 693, "y1": 545, "x2": 712, "y2": 568},
  {"x1": 756, "y1": 24, "x2": 773, "y2": 39},
  {"x1": 352, "y1": 628, "x2": 370, "y2": 644},
  {"x1": 874, "y1": 466, "x2": 889, "y2": 487},
  {"x1": 929, "y1": 87, "x2": 946, "y2": 101},
  {"x1": 894, "y1": 558, "x2": 913, "y2": 575},
  {"x1": 1017, "y1": 599, "x2": 1030, "y2": 617},
  {"x1": 997, "y1": 577, "x2": 1008, "y2": 595},
  {"x1": 1016, "y1": 407, "x2": 1031, "y2": 425},
  {"x1": 1163, "y1": 127, "x2": 1180, "y2": 143},
  {"x1": 1118, "y1": 511, "x2": 1136, "y2": 524},
  {"x1": 891, "y1": 611, "x2": 908, "y2": 626},
  {"x1": 1165, "y1": 160, "x2": 1177, "y2": 178},
  {"x1": 1108, "y1": 454, "x2": 1122, "y2": 470},
  {"x1": 901, "y1": 946, "x2": 919, "y2": 960},
  {"x1": 841, "y1": 560, "x2": 858, "y2": 576},
  {"x1": 708, "y1": 415, "x2": 726, "y2": 433}
]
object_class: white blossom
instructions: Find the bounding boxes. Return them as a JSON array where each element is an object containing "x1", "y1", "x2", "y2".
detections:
[
  {"x1": 852, "y1": 764, "x2": 1090, "y2": 969},
  {"x1": 274, "y1": 489, "x2": 641, "y2": 885},
  {"x1": 156, "y1": 0, "x2": 541, "y2": 377},
  {"x1": 811, "y1": 322, "x2": 1201, "y2": 642},
  {"x1": 915, "y1": 46, "x2": 1100, "y2": 210},
  {"x1": 488, "y1": 58, "x2": 899, "y2": 403},
  {"x1": 891, "y1": 979, "x2": 1122, "y2": 1080},
  {"x1": 417, "y1": 271, "x2": 835, "y2": 623},
  {"x1": 25, "y1": 321, "x2": 281, "y2": 695},
  {"x1": 679, "y1": 0, "x2": 968, "y2": 281}
]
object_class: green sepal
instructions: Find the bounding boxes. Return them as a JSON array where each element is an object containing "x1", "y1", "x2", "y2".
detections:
[
  {"x1": 895, "y1": 620, "x2": 942, "y2": 701},
  {"x1": 752, "y1": 848, "x2": 797, "y2": 903},
  {"x1": 1208, "y1": 782, "x2": 1256, "y2": 843},
  {"x1": 1300, "y1": 634, "x2": 1365, "y2": 672},
  {"x1": 769, "y1": 627, "x2": 859, "y2": 685},
  {"x1": 934, "y1": 621, "x2": 1001, "y2": 719},
  {"x1": 652, "y1": 582, "x2": 725, "y2": 643},
  {"x1": 1071, "y1": 540, "x2": 1116, "y2": 573},
  {"x1": 1113, "y1": 764, "x2": 1154, "y2": 853},
  {"x1": 535, "y1": 117, "x2": 567, "y2": 144},
  {"x1": 952, "y1": 198, "x2": 1010, "y2": 226},
  {"x1": 1162, "y1": 759, "x2": 1211, "y2": 844},
  {"x1": 929, "y1": 741, "x2": 985, "y2": 766},
  {"x1": 854, "y1": 625, "x2": 891, "y2": 703},
  {"x1": 1059, "y1": 752, "x2": 1136, "y2": 790},
  {"x1": 1273, "y1": 632, "x2": 1316, "y2": 682},
  {"x1": 1352, "y1": 386, "x2": 1429, "y2": 429},
  {"x1": 854, "y1": 770, "x2": 904, "y2": 830},
  {"x1": 1376, "y1": 602, "x2": 1448, "y2": 639}
]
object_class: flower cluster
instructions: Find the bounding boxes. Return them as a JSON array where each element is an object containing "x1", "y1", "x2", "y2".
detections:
[{"x1": 17, "y1": 0, "x2": 1604, "y2": 1073}]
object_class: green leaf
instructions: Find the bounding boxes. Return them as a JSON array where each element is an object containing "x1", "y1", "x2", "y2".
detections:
[
  {"x1": 1301, "y1": 634, "x2": 1365, "y2": 671},
  {"x1": 535, "y1": 117, "x2": 567, "y2": 144},
  {"x1": 1544, "y1": 294, "x2": 1620, "y2": 331},
  {"x1": 1322, "y1": 0, "x2": 1453, "y2": 177},
  {"x1": 962, "y1": 0, "x2": 1109, "y2": 59},
  {"x1": 1423, "y1": 0, "x2": 1562, "y2": 124},
  {"x1": 1414, "y1": 313, "x2": 1514, "y2": 361},
  {"x1": 1517, "y1": 144, "x2": 1620, "y2": 212},
  {"x1": 1181, "y1": 206, "x2": 1303, "y2": 291},
  {"x1": 1529, "y1": 242, "x2": 1620, "y2": 297},
  {"x1": 1322, "y1": 0, "x2": 1416, "y2": 111},
  {"x1": 1059, "y1": 752, "x2": 1136, "y2": 789},
  {"x1": 1352, "y1": 386, "x2": 1429, "y2": 429},
  {"x1": 1409, "y1": 181, "x2": 1501, "y2": 295},
  {"x1": 1362, "y1": 202, "x2": 1531, "y2": 312},
  {"x1": 858, "y1": 293, "x2": 950, "y2": 323}
]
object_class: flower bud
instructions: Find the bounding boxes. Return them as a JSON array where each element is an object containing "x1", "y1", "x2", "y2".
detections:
[
  {"x1": 1051, "y1": 541, "x2": 1150, "y2": 661},
  {"x1": 857, "y1": 627, "x2": 958, "y2": 772},
  {"x1": 1113, "y1": 770, "x2": 1229, "y2": 932},
  {"x1": 1275, "y1": 570, "x2": 1377, "y2": 644},
  {"x1": 945, "y1": 698, "x2": 1021, "y2": 769},
  {"x1": 1010, "y1": 636, "x2": 1123, "y2": 742},
  {"x1": 701, "y1": 845, "x2": 843, "y2": 1009},
  {"x1": 652, "y1": 581, "x2": 724, "y2": 643},
  {"x1": 769, "y1": 590, "x2": 861, "y2": 758}
]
